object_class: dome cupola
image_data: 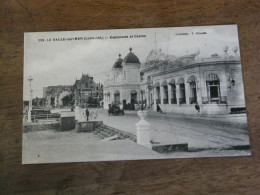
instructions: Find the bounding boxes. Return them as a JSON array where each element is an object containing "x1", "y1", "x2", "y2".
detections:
[
  {"x1": 113, "y1": 54, "x2": 123, "y2": 69},
  {"x1": 124, "y1": 47, "x2": 140, "y2": 64}
]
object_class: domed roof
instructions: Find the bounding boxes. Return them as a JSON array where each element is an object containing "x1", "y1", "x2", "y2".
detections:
[
  {"x1": 124, "y1": 47, "x2": 140, "y2": 64},
  {"x1": 113, "y1": 54, "x2": 123, "y2": 69}
]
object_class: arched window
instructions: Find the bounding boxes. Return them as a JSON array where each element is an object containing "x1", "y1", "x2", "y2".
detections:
[
  {"x1": 147, "y1": 76, "x2": 151, "y2": 84},
  {"x1": 187, "y1": 76, "x2": 197, "y2": 104},
  {"x1": 177, "y1": 78, "x2": 186, "y2": 104},
  {"x1": 114, "y1": 90, "x2": 120, "y2": 103},
  {"x1": 130, "y1": 90, "x2": 137, "y2": 104},
  {"x1": 169, "y1": 79, "x2": 177, "y2": 104},
  {"x1": 154, "y1": 82, "x2": 161, "y2": 104},
  {"x1": 161, "y1": 81, "x2": 168, "y2": 104},
  {"x1": 206, "y1": 73, "x2": 220, "y2": 102},
  {"x1": 140, "y1": 72, "x2": 144, "y2": 81},
  {"x1": 107, "y1": 92, "x2": 110, "y2": 103},
  {"x1": 147, "y1": 76, "x2": 151, "y2": 82}
]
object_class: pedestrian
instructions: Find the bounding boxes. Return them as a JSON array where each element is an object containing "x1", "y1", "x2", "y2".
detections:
[
  {"x1": 156, "y1": 103, "x2": 162, "y2": 114},
  {"x1": 25, "y1": 110, "x2": 28, "y2": 121},
  {"x1": 85, "y1": 107, "x2": 90, "y2": 121},
  {"x1": 195, "y1": 103, "x2": 200, "y2": 115}
]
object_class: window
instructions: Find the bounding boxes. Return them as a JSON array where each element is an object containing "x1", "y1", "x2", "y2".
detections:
[
  {"x1": 161, "y1": 81, "x2": 168, "y2": 104},
  {"x1": 179, "y1": 83, "x2": 186, "y2": 104},
  {"x1": 187, "y1": 76, "x2": 197, "y2": 104},
  {"x1": 156, "y1": 86, "x2": 161, "y2": 104},
  {"x1": 206, "y1": 73, "x2": 220, "y2": 102},
  {"x1": 170, "y1": 83, "x2": 177, "y2": 104},
  {"x1": 114, "y1": 91, "x2": 120, "y2": 103},
  {"x1": 177, "y1": 78, "x2": 186, "y2": 104},
  {"x1": 140, "y1": 72, "x2": 144, "y2": 81},
  {"x1": 131, "y1": 90, "x2": 137, "y2": 104}
]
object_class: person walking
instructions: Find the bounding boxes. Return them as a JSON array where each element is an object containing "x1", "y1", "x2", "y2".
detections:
[
  {"x1": 156, "y1": 103, "x2": 162, "y2": 114},
  {"x1": 85, "y1": 107, "x2": 90, "y2": 121},
  {"x1": 195, "y1": 103, "x2": 200, "y2": 115}
]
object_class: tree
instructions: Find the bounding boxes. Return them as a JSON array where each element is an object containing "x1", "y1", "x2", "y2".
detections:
[{"x1": 62, "y1": 93, "x2": 75, "y2": 106}]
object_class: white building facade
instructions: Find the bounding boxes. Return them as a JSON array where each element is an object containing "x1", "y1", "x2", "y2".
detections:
[
  {"x1": 103, "y1": 48, "x2": 141, "y2": 110},
  {"x1": 104, "y1": 46, "x2": 246, "y2": 115},
  {"x1": 140, "y1": 46, "x2": 246, "y2": 115}
]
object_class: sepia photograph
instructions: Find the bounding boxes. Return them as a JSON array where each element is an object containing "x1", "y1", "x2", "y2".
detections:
[{"x1": 22, "y1": 24, "x2": 251, "y2": 164}]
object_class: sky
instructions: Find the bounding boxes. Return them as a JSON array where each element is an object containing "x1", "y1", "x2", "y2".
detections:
[{"x1": 23, "y1": 24, "x2": 240, "y2": 100}]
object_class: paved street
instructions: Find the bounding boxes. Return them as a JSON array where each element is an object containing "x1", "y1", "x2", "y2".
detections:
[
  {"x1": 97, "y1": 109, "x2": 250, "y2": 150},
  {"x1": 22, "y1": 109, "x2": 251, "y2": 164}
]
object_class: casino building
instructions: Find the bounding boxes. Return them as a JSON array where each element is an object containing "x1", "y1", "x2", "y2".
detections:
[{"x1": 104, "y1": 46, "x2": 246, "y2": 115}]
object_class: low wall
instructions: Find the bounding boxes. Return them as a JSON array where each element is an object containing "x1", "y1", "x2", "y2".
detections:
[
  {"x1": 23, "y1": 122, "x2": 60, "y2": 133},
  {"x1": 160, "y1": 104, "x2": 197, "y2": 115},
  {"x1": 160, "y1": 104, "x2": 229, "y2": 115},
  {"x1": 76, "y1": 121, "x2": 103, "y2": 133},
  {"x1": 60, "y1": 111, "x2": 75, "y2": 131},
  {"x1": 202, "y1": 104, "x2": 229, "y2": 115}
]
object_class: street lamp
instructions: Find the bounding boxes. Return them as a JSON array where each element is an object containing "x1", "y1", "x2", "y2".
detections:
[{"x1": 28, "y1": 76, "x2": 33, "y2": 122}]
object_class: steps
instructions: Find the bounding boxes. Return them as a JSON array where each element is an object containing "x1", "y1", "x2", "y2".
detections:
[{"x1": 94, "y1": 124, "x2": 137, "y2": 142}]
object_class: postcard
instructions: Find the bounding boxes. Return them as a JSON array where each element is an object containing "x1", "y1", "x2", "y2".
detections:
[{"x1": 23, "y1": 24, "x2": 250, "y2": 164}]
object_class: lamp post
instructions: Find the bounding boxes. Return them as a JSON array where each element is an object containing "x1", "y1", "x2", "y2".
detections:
[{"x1": 28, "y1": 76, "x2": 33, "y2": 123}]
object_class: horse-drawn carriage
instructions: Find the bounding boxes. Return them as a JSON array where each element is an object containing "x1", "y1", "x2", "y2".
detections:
[{"x1": 108, "y1": 103, "x2": 124, "y2": 116}]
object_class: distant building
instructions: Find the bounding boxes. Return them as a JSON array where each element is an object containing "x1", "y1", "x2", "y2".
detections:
[
  {"x1": 73, "y1": 74, "x2": 103, "y2": 107},
  {"x1": 43, "y1": 85, "x2": 73, "y2": 107},
  {"x1": 103, "y1": 48, "x2": 140, "y2": 109},
  {"x1": 32, "y1": 97, "x2": 45, "y2": 108}
]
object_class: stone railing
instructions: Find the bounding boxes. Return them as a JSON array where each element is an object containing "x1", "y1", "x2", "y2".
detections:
[
  {"x1": 202, "y1": 96, "x2": 227, "y2": 104},
  {"x1": 179, "y1": 98, "x2": 186, "y2": 104},
  {"x1": 189, "y1": 97, "x2": 198, "y2": 104},
  {"x1": 171, "y1": 98, "x2": 177, "y2": 104},
  {"x1": 163, "y1": 99, "x2": 168, "y2": 104}
]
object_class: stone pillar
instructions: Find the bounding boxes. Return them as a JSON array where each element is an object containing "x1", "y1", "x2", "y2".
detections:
[
  {"x1": 168, "y1": 84, "x2": 171, "y2": 105},
  {"x1": 196, "y1": 81, "x2": 202, "y2": 105},
  {"x1": 136, "y1": 110, "x2": 151, "y2": 149},
  {"x1": 147, "y1": 88, "x2": 150, "y2": 107},
  {"x1": 176, "y1": 84, "x2": 180, "y2": 105},
  {"x1": 75, "y1": 106, "x2": 79, "y2": 121},
  {"x1": 120, "y1": 89, "x2": 123, "y2": 103},
  {"x1": 111, "y1": 90, "x2": 115, "y2": 103},
  {"x1": 145, "y1": 88, "x2": 149, "y2": 107},
  {"x1": 185, "y1": 83, "x2": 190, "y2": 105},
  {"x1": 153, "y1": 88, "x2": 156, "y2": 111},
  {"x1": 160, "y1": 86, "x2": 164, "y2": 104}
]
